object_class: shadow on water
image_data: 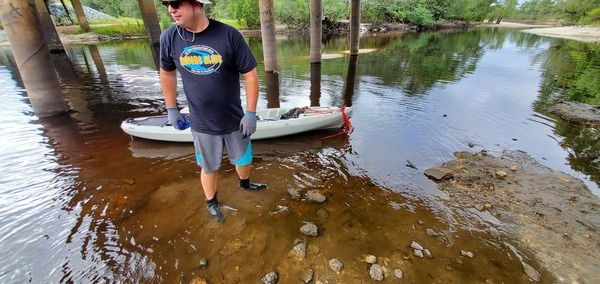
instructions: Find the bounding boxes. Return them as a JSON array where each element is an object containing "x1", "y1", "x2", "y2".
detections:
[{"x1": 1, "y1": 28, "x2": 598, "y2": 282}]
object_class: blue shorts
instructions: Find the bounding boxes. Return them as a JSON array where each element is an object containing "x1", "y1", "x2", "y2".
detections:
[{"x1": 191, "y1": 130, "x2": 252, "y2": 174}]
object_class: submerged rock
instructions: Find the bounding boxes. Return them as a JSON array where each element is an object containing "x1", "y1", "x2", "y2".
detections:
[
  {"x1": 461, "y1": 250, "x2": 474, "y2": 258},
  {"x1": 369, "y1": 264, "x2": 385, "y2": 281},
  {"x1": 306, "y1": 189, "x2": 327, "y2": 203},
  {"x1": 424, "y1": 167, "x2": 453, "y2": 181},
  {"x1": 289, "y1": 239, "x2": 307, "y2": 260},
  {"x1": 261, "y1": 271, "x2": 279, "y2": 284},
  {"x1": 300, "y1": 222, "x2": 319, "y2": 236},
  {"x1": 394, "y1": 268, "x2": 404, "y2": 279},
  {"x1": 329, "y1": 258, "x2": 344, "y2": 273},
  {"x1": 301, "y1": 268, "x2": 314, "y2": 283},
  {"x1": 523, "y1": 262, "x2": 541, "y2": 282},
  {"x1": 410, "y1": 241, "x2": 424, "y2": 251},
  {"x1": 364, "y1": 254, "x2": 377, "y2": 264}
]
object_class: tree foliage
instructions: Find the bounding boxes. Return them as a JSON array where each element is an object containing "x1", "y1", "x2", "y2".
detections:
[
  {"x1": 217, "y1": 0, "x2": 260, "y2": 29},
  {"x1": 76, "y1": 0, "x2": 600, "y2": 29},
  {"x1": 517, "y1": 0, "x2": 600, "y2": 24}
]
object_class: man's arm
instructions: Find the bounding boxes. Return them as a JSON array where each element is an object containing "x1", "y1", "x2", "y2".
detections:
[
  {"x1": 242, "y1": 68, "x2": 259, "y2": 112},
  {"x1": 160, "y1": 68, "x2": 178, "y2": 108},
  {"x1": 160, "y1": 68, "x2": 188, "y2": 129}
]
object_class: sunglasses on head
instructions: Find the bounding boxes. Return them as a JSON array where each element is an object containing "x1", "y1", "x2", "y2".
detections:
[{"x1": 161, "y1": 1, "x2": 188, "y2": 9}]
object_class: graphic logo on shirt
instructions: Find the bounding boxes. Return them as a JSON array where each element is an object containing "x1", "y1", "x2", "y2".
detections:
[{"x1": 179, "y1": 45, "x2": 222, "y2": 75}]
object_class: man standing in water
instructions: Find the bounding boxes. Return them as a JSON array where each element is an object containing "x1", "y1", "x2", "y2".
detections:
[{"x1": 159, "y1": 0, "x2": 267, "y2": 223}]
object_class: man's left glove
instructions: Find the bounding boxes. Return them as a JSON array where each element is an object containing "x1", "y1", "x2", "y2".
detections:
[{"x1": 239, "y1": 111, "x2": 257, "y2": 138}]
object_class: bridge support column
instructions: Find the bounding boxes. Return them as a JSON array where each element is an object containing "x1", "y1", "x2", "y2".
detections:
[
  {"x1": 70, "y1": 0, "x2": 90, "y2": 32},
  {"x1": 138, "y1": 0, "x2": 162, "y2": 46},
  {"x1": 34, "y1": 0, "x2": 65, "y2": 53},
  {"x1": 0, "y1": 0, "x2": 68, "y2": 117}
]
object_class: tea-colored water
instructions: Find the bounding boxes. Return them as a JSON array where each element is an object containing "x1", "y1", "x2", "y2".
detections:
[{"x1": 1, "y1": 28, "x2": 597, "y2": 282}]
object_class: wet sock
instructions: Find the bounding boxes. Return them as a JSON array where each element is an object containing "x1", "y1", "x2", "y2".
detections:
[
  {"x1": 239, "y1": 178, "x2": 267, "y2": 190},
  {"x1": 206, "y1": 193, "x2": 218, "y2": 206},
  {"x1": 239, "y1": 178, "x2": 250, "y2": 189}
]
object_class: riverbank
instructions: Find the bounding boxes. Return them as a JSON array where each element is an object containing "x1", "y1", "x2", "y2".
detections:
[
  {"x1": 426, "y1": 150, "x2": 600, "y2": 283},
  {"x1": 522, "y1": 25, "x2": 600, "y2": 43},
  {"x1": 477, "y1": 21, "x2": 600, "y2": 43}
]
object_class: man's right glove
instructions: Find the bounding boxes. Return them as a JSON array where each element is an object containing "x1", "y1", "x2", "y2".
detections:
[{"x1": 167, "y1": 107, "x2": 187, "y2": 130}]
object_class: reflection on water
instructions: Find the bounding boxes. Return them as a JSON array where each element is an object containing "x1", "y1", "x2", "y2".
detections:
[{"x1": 0, "y1": 28, "x2": 598, "y2": 282}]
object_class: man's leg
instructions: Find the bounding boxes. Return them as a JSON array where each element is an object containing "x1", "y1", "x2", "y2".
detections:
[
  {"x1": 192, "y1": 130, "x2": 224, "y2": 222},
  {"x1": 236, "y1": 164, "x2": 251, "y2": 180},
  {"x1": 236, "y1": 163, "x2": 267, "y2": 190},
  {"x1": 201, "y1": 169, "x2": 223, "y2": 223},
  {"x1": 201, "y1": 169, "x2": 218, "y2": 200},
  {"x1": 224, "y1": 131, "x2": 267, "y2": 190}
]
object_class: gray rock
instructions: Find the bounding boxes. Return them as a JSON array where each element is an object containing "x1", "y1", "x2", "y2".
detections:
[
  {"x1": 261, "y1": 271, "x2": 279, "y2": 284},
  {"x1": 413, "y1": 249, "x2": 424, "y2": 258},
  {"x1": 329, "y1": 258, "x2": 344, "y2": 273},
  {"x1": 424, "y1": 249, "x2": 433, "y2": 258},
  {"x1": 306, "y1": 190, "x2": 327, "y2": 203},
  {"x1": 365, "y1": 254, "x2": 377, "y2": 264},
  {"x1": 424, "y1": 167, "x2": 453, "y2": 181},
  {"x1": 48, "y1": 3, "x2": 114, "y2": 26},
  {"x1": 410, "y1": 241, "x2": 424, "y2": 251},
  {"x1": 301, "y1": 268, "x2": 314, "y2": 283},
  {"x1": 290, "y1": 240, "x2": 307, "y2": 259},
  {"x1": 550, "y1": 101, "x2": 600, "y2": 129},
  {"x1": 394, "y1": 268, "x2": 404, "y2": 279},
  {"x1": 487, "y1": 227, "x2": 500, "y2": 239},
  {"x1": 426, "y1": 228, "x2": 438, "y2": 236},
  {"x1": 460, "y1": 250, "x2": 474, "y2": 258},
  {"x1": 523, "y1": 262, "x2": 541, "y2": 282},
  {"x1": 198, "y1": 259, "x2": 207, "y2": 267},
  {"x1": 369, "y1": 264, "x2": 385, "y2": 281},
  {"x1": 288, "y1": 188, "x2": 302, "y2": 200},
  {"x1": 300, "y1": 222, "x2": 319, "y2": 236}
]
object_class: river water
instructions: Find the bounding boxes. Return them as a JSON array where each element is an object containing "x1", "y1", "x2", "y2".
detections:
[{"x1": 0, "y1": 27, "x2": 598, "y2": 283}]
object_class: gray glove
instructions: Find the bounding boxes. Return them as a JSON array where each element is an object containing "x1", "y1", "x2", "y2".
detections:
[
  {"x1": 239, "y1": 110, "x2": 257, "y2": 138},
  {"x1": 166, "y1": 107, "x2": 186, "y2": 130}
]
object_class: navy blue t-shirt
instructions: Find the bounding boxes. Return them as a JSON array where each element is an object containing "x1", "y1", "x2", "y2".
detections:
[{"x1": 160, "y1": 20, "x2": 258, "y2": 135}]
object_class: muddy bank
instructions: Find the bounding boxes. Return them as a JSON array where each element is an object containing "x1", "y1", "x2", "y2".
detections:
[{"x1": 427, "y1": 150, "x2": 600, "y2": 283}]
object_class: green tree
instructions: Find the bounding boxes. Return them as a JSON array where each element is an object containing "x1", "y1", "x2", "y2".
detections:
[
  {"x1": 514, "y1": 0, "x2": 558, "y2": 21},
  {"x1": 558, "y1": 0, "x2": 600, "y2": 24},
  {"x1": 488, "y1": 0, "x2": 518, "y2": 23},
  {"x1": 226, "y1": 0, "x2": 260, "y2": 29},
  {"x1": 407, "y1": 4, "x2": 436, "y2": 26},
  {"x1": 274, "y1": 0, "x2": 309, "y2": 29}
]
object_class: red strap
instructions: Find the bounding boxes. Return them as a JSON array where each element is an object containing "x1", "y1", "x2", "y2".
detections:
[{"x1": 320, "y1": 105, "x2": 354, "y2": 140}]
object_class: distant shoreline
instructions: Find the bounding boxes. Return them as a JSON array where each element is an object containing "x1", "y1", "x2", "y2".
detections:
[
  {"x1": 477, "y1": 22, "x2": 600, "y2": 43},
  {"x1": 2, "y1": 22, "x2": 599, "y2": 46}
]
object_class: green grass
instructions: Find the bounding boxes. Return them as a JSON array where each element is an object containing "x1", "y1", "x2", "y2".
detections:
[
  {"x1": 74, "y1": 17, "x2": 147, "y2": 37},
  {"x1": 217, "y1": 19, "x2": 248, "y2": 30},
  {"x1": 70, "y1": 17, "x2": 251, "y2": 37}
]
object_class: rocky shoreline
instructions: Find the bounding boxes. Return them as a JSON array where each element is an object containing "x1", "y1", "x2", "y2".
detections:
[
  {"x1": 550, "y1": 101, "x2": 600, "y2": 129},
  {"x1": 425, "y1": 150, "x2": 600, "y2": 283}
]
